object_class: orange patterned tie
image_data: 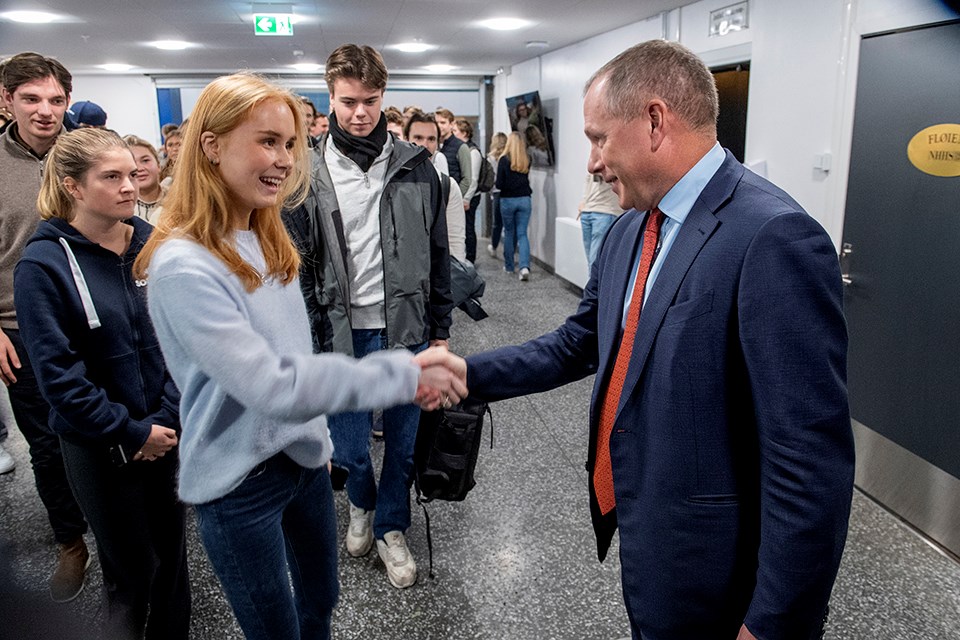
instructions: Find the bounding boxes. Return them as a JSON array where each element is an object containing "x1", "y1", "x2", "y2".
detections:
[{"x1": 594, "y1": 208, "x2": 665, "y2": 515}]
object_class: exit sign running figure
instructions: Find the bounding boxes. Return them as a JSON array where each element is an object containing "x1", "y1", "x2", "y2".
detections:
[{"x1": 254, "y1": 14, "x2": 293, "y2": 36}]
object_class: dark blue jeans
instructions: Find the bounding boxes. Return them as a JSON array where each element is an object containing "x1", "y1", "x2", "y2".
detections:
[
  {"x1": 195, "y1": 455, "x2": 338, "y2": 640},
  {"x1": 327, "y1": 328, "x2": 424, "y2": 538}
]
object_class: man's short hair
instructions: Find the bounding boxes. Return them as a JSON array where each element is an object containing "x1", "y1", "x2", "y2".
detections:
[
  {"x1": 299, "y1": 96, "x2": 317, "y2": 119},
  {"x1": 315, "y1": 112, "x2": 328, "y2": 121},
  {"x1": 384, "y1": 106, "x2": 403, "y2": 126},
  {"x1": 434, "y1": 108, "x2": 455, "y2": 122},
  {"x1": 585, "y1": 40, "x2": 718, "y2": 133},
  {"x1": 453, "y1": 117, "x2": 473, "y2": 141},
  {"x1": 324, "y1": 44, "x2": 388, "y2": 92},
  {"x1": 404, "y1": 111, "x2": 440, "y2": 142},
  {"x1": 1, "y1": 52, "x2": 72, "y2": 96}
]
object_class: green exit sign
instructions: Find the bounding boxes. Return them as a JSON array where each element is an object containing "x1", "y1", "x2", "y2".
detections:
[{"x1": 254, "y1": 14, "x2": 293, "y2": 36}]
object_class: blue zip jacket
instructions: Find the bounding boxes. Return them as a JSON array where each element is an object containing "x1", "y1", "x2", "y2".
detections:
[{"x1": 13, "y1": 216, "x2": 180, "y2": 459}]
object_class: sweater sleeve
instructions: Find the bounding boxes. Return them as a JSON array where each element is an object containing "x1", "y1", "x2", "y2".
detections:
[
  {"x1": 13, "y1": 259, "x2": 152, "y2": 453},
  {"x1": 462, "y1": 147, "x2": 482, "y2": 202},
  {"x1": 457, "y1": 144, "x2": 473, "y2": 197},
  {"x1": 147, "y1": 247, "x2": 422, "y2": 421},
  {"x1": 445, "y1": 176, "x2": 467, "y2": 262}
]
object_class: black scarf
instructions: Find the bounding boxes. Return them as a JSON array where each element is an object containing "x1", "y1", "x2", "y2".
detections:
[{"x1": 329, "y1": 111, "x2": 388, "y2": 173}]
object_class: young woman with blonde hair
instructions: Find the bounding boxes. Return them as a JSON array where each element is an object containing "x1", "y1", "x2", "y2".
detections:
[
  {"x1": 495, "y1": 131, "x2": 533, "y2": 280},
  {"x1": 124, "y1": 134, "x2": 166, "y2": 223},
  {"x1": 14, "y1": 127, "x2": 189, "y2": 639},
  {"x1": 133, "y1": 72, "x2": 465, "y2": 639}
]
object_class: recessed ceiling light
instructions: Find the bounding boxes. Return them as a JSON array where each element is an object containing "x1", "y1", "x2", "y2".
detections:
[
  {"x1": 525, "y1": 40, "x2": 549, "y2": 49},
  {"x1": 424, "y1": 64, "x2": 457, "y2": 73},
  {"x1": 150, "y1": 40, "x2": 192, "y2": 51},
  {"x1": 0, "y1": 10, "x2": 60, "y2": 23},
  {"x1": 289, "y1": 63, "x2": 322, "y2": 72},
  {"x1": 479, "y1": 17, "x2": 531, "y2": 31},
  {"x1": 393, "y1": 42, "x2": 434, "y2": 53},
  {"x1": 99, "y1": 63, "x2": 135, "y2": 72}
]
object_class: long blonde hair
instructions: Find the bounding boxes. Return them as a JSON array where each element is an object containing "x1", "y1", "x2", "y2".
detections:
[
  {"x1": 500, "y1": 132, "x2": 530, "y2": 174},
  {"x1": 488, "y1": 132, "x2": 507, "y2": 159},
  {"x1": 37, "y1": 128, "x2": 130, "y2": 222},
  {"x1": 134, "y1": 73, "x2": 309, "y2": 292}
]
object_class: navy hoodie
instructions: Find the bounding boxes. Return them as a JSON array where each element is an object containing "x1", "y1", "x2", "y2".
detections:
[{"x1": 13, "y1": 216, "x2": 180, "y2": 459}]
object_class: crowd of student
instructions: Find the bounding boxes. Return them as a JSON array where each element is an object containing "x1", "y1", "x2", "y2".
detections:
[{"x1": 2, "y1": 38, "x2": 855, "y2": 640}]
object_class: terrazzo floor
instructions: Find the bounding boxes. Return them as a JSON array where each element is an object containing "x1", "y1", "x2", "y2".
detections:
[{"x1": 1, "y1": 243, "x2": 958, "y2": 639}]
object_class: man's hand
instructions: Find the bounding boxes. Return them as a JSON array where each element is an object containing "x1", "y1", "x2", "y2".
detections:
[
  {"x1": 737, "y1": 624, "x2": 758, "y2": 640},
  {"x1": 413, "y1": 347, "x2": 467, "y2": 411},
  {"x1": 0, "y1": 328, "x2": 21, "y2": 386},
  {"x1": 134, "y1": 425, "x2": 178, "y2": 462}
]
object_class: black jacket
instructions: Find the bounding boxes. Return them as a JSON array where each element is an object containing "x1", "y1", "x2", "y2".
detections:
[{"x1": 14, "y1": 217, "x2": 180, "y2": 458}]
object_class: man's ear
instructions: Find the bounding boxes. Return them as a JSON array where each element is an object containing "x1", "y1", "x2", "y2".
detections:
[
  {"x1": 1, "y1": 87, "x2": 13, "y2": 110},
  {"x1": 199, "y1": 131, "x2": 219, "y2": 164},
  {"x1": 647, "y1": 99, "x2": 667, "y2": 152}
]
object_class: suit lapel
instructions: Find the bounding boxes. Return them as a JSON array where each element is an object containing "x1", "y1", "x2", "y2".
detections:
[{"x1": 613, "y1": 153, "x2": 742, "y2": 418}]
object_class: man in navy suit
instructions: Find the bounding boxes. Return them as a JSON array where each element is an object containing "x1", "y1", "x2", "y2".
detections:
[{"x1": 463, "y1": 40, "x2": 854, "y2": 639}]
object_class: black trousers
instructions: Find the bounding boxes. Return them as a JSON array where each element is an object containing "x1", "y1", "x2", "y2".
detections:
[
  {"x1": 465, "y1": 194, "x2": 481, "y2": 262},
  {"x1": 5, "y1": 329, "x2": 87, "y2": 543},
  {"x1": 61, "y1": 439, "x2": 190, "y2": 640}
]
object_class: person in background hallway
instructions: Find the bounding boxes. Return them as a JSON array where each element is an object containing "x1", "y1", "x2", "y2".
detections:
[
  {"x1": 436, "y1": 107, "x2": 470, "y2": 189},
  {"x1": 461, "y1": 40, "x2": 854, "y2": 639},
  {"x1": 495, "y1": 132, "x2": 532, "y2": 281},
  {"x1": 406, "y1": 111, "x2": 467, "y2": 262},
  {"x1": 124, "y1": 135, "x2": 166, "y2": 223},
  {"x1": 285, "y1": 45, "x2": 454, "y2": 591},
  {"x1": 485, "y1": 131, "x2": 507, "y2": 259},
  {"x1": 453, "y1": 117, "x2": 482, "y2": 262},
  {"x1": 14, "y1": 127, "x2": 190, "y2": 640},
  {"x1": 384, "y1": 106, "x2": 404, "y2": 139},
  {"x1": 158, "y1": 126, "x2": 181, "y2": 187},
  {"x1": 312, "y1": 111, "x2": 330, "y2": 138},
  {"x1": 65, "y1": 100, "x2": 107, "y2": 130},
  {"x1": 0, "y1": 51, "x2": 90, "y2": 603},
  {"x1": 134, "y1": 72, "x2": 464, "y2": 639},
  {"x1": 578, "y1": 172, "x2": 624, "y2": 270}
]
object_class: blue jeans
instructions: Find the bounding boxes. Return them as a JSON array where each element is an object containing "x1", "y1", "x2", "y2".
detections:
[
  {"x1": 500, "y1": 196, "x2": 531, "y2": 272},
  {"x1": 327, "y1": 328, "x2": 424, "y2": 538},
  {"x1": 195, "y1": 455, "x2": 338, "y2": 640},
  {"x1": 580, "y1": 211, "x2": 617, "y2": 269}
]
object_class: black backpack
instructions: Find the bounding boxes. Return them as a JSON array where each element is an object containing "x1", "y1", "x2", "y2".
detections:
[
  {"x1": 413, "y1": 398, "x2": 493, "y2": 577},
  {"x1": 414, "y1": 398, "x2": 492, "y2": 502},
  {"x1": 476, "y1": 155, "x2": 496, "y2": 193}
]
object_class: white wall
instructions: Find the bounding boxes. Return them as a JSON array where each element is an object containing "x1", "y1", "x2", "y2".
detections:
[
  {"x1": 70, "y1": 74, "x2": 160, "y2": 146},
  {"x1": 495, "y1": 0, "x2": 959, "y2": 286}
]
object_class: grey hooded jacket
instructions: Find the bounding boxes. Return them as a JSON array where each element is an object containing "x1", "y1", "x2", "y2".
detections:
[{"x1": 283, "y1": 135, "x2": 453, "y2": 356}]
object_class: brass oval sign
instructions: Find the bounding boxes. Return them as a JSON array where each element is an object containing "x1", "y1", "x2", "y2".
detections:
[{"x1": 907, "y1": 124, "x2": 960, "y2": 177}]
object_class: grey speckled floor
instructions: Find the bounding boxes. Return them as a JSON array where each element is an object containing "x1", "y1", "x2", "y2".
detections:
[{"x1": 2, "y1": 246, "x2": 959, "y2": 639}]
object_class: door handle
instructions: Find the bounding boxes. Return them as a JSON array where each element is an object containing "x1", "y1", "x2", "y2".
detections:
[{"x1": 840, "y1": 242, "x2": 853, "y2": 287}]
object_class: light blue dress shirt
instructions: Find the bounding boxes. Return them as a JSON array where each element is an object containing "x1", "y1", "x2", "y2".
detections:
[{"x1": 621, "y1": 142, "x2": 726, "y2": 328}]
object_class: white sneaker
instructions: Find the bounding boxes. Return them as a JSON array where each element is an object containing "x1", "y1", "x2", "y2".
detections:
[
  {"x1": 486, "y1": 243, "x2": 497, "y2": 258},
  {"x1": 0, "y1": 444, "x2": 14, "y2": 475},
  {"x1": 376, "y1": 531, "x2": 417, "y2": 589},
  {"x1": 346, "y1": 503, "x2": 374, "y2": 557},
  {"x1": 519, "y1": 267, "x2": 530, "y2": 282}
]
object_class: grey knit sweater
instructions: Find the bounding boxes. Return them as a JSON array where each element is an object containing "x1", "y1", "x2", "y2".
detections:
[
  {"x1": 0, "y1": 124, "x2": 47, "y2": 330},
  {"x1": 147, "y1": 231, "x2": 421, "y2": 504}
]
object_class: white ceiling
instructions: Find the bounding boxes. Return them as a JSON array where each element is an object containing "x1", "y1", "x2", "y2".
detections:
[{"x1": 0, "y1": 0, "x2": 688, "y2": 78}]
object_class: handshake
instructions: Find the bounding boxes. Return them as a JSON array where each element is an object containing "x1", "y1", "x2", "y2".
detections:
[{"x1": 412, "y1": 344, "x2": 468, "y2": 412}]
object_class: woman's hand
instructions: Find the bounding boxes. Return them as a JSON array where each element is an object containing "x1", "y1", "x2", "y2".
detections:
[
  {"x1": 134, "y1": 425, "x2": 179, "y2": 462},
  {"x1": 413, "y1": 347, "x2": 468, "y2": 411}
]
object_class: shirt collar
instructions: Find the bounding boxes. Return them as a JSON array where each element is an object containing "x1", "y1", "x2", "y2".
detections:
[{"x1": 655, "y1": 142, "x2": 725, "y2": 225}]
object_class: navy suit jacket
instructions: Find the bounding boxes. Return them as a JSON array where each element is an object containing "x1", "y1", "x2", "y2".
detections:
[{"x1": 466, "y1": 151, "x2": 854, "y2": 639}]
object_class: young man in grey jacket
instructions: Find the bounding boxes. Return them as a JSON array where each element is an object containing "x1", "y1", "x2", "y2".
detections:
[
  {"x1": 284, "y1": 44, "x2": 453, "y2": 589},
  {"x1": 0, "y1": 51, "x2": 90, "y2": 602}
]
